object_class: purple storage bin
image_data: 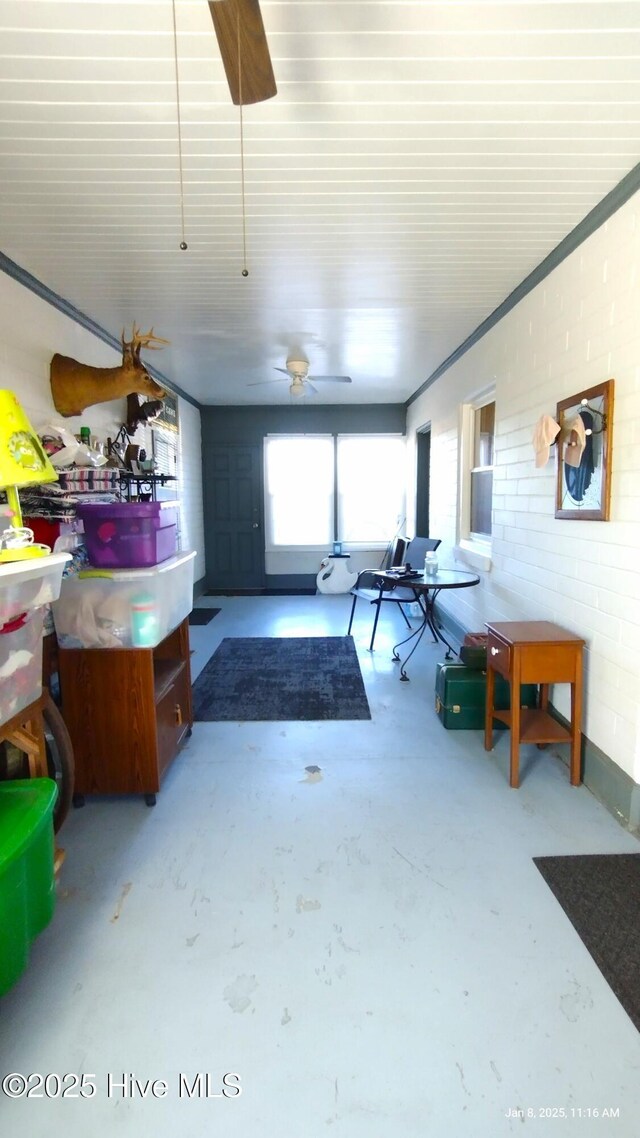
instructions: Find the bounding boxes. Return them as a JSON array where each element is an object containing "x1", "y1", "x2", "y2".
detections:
[{"x1": 77, "y1": 501, "x2": 179, "y2": 569}]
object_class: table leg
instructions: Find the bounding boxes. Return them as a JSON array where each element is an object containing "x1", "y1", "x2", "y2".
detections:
[
  {"x1": 569, "y1": 652, "x2": 583, "y2": 786},
  {"x1": 509, "y1": 657, "x2": 521, "y2": 788},
  {"x1": 484, "y1": 666, "x2": 495, "y2": 751},
  {"x1": 392, "y1": 608, "x2": 429, "y2": 681}
]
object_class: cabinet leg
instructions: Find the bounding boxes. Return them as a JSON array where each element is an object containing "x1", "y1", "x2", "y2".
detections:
[{"x1": 145, "y1": 793, "x2": 157, "y2": 807}]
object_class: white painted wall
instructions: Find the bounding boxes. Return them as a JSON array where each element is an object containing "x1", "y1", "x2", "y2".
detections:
[
  {"x1": 0, "y1": 271, "x2": 205, "y2": 583},
  {"x1": 407, "y1": 193, "x2": 640, "y2": 783}
]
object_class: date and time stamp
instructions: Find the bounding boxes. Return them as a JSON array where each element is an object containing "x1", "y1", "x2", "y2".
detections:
[{"x1": 505, "y1": 1106, "x2": 621, "y2": 1121}]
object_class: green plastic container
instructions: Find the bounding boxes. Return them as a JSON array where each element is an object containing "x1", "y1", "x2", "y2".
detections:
[
  {"x1": 0, "y1": 778, "x2": 58, "y2": 997},
  {"x1": 435, "y1": 662, "x2": 538, "y2": 729}
]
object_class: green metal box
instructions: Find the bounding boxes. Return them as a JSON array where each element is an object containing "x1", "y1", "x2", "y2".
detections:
[
  {"x1": 0, "y1": 778, "x2": 58, "y2": 997},
  {"x1": 435, "y1": 662, "x2": 538, "y2": 729}
]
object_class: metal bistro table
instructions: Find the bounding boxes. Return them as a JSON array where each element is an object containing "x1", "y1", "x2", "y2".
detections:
[{"x1": 374, "y1": 568, "x2": 480, "y2": 680}]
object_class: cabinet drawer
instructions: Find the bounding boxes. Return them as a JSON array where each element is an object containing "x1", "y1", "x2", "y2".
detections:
[{"x1": 487, "y1": 635, "x2": 511, "y2": 678}]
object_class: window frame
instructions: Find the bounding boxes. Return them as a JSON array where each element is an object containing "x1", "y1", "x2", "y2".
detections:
[{"x1": 455, "y1": 389, "x2": 495, "y2": 572}]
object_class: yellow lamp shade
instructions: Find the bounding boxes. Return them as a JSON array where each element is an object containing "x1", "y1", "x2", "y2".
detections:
[{"x1": 0, "y1": 390, "x2": 57, "y2": 489}]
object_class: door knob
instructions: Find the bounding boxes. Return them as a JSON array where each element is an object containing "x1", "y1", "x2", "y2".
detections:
[
  {"x1": 252, "y1": 522, "x2": 259, "y2": 529},
  {"x1": 491, "y1": 647, "x2": 499, "y2": 656}
]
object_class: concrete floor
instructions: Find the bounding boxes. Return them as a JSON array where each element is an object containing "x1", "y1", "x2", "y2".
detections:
[{"x1": 1, "y1": 594, "x2": 639, "y2": 1137}]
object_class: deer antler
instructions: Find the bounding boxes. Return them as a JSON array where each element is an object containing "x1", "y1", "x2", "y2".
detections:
[
  {"x1": 121, "y1": 324, "x2": 170, "y2": 352},
  {"x1": 134, "y1": 326, "x2": 170, "y2": 351}
]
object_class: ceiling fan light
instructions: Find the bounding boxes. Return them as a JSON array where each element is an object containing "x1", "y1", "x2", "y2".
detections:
[
  {"x1": 286, "y1": 359, "x2": 309, "y2": 377},
  {"x1": 289, "y1": 381, "x2": 305, "y2": 398}
]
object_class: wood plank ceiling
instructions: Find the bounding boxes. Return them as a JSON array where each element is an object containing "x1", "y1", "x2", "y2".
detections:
[{"x1": 1, "y1": 1, "x2": 639, "y2": 404}]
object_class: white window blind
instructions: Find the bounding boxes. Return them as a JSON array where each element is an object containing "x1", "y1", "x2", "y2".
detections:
[
  {"x1": 337, "y1": 435, "x2": 405, "y2": 544},
  {"x1": 265, "y1": 436, "x2": 333, "y2": 548}
]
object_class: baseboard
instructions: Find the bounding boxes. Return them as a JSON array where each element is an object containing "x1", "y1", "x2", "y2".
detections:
[
  {"x1": 432, "y1": 600, "x2": 467, "y2": 651},
  {"x1": 193, "y1": 575, "x2": 207, "y2": 601},
  {"x1": 434, "y1": 601, "x2": 640, "y2": 836}
]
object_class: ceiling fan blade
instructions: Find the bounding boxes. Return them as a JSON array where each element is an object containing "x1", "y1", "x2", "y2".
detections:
[
  {"x1": 308, "y1": 375, "x2": 353, "y2": 384},
  {"x1": 247, "y1": 378, "x2": 286, "y2": 386},
  {"x1": 305, "y1": 381, "x2": 319, "y2": 395},
  {"x1": 208, "y1": 0, "x2": 277, "y2": 106},
  {"x1": 273, "y1": 367, "x2": 291, "y2": 375}
]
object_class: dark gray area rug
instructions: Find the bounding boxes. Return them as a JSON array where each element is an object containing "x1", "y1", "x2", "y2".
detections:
[
  {"x1": 188, "y1": 607, "x2": 221, "y2": 626},
  {"x1": 192, "y1": 635, "x2": 371, "y2": 721},
  {"x1": 534, "y1": 853, "x2": 640, "y2": 1031}
]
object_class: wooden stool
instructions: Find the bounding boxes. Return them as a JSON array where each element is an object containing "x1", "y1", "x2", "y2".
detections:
[{"x1": 0, "y1": 693, "x2": 65, "y2": 872}]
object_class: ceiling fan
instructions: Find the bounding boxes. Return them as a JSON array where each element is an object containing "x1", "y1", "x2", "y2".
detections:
[
  {"x1": 208, "y1": 0, "x2": 277, "y2": 105},
  {"x1": 249, "y1": 359, "x2": 353, "y2": 397}
]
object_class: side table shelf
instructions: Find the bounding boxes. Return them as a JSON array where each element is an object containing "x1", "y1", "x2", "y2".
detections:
[{"x1": 59, "y1": 617, "x2": 193, "y2": 804}]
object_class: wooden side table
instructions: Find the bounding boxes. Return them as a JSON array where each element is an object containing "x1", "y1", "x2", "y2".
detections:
[{"x1": 484, "y1": 621, "x2": 584, "y2": 788}]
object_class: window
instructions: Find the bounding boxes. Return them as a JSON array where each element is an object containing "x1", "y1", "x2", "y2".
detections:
[
  {"x1": 265, "y1": 433, "x2": 405, "y2": 550},
  {"x1": 470, "y1": 401, "x2": 494, "y2": 538},
  {"x1": 152, "y1": 424, "x2": 178, "y2": 478},
  {"x1": 265, "y1": 436, "x2": 334, "y2": 548},
  {"x1": 456, "y1": 393, "x2": 495, "y2": 571},
  {"x1": 337, "y1": 435, "x2": 405, "y2": 544}
]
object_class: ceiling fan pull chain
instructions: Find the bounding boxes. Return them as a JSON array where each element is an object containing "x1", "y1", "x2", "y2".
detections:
[
  {"x1": 238, "y1": 7, "x2": 249, "y2": 277},
  {"x1": 171, "y1": 0, "x2": 188, "y2": 251}
]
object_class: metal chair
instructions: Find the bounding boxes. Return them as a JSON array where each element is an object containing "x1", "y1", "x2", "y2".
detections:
[{"x1": 346, "y1": 536, "x2": 442, "y2": 651}]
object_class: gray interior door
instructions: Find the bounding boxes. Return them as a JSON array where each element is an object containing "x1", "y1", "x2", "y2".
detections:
[{"x1": 203, "y1": 444, "x2": 265, "y2": 591}]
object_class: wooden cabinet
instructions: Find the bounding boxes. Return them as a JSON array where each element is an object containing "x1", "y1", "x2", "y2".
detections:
[
  {"x1": 484, "y1": 620, "x2": 584, "y2": 789},
  {"x1": 59, "y1": 618, "x2": 192, "y2": 805}
]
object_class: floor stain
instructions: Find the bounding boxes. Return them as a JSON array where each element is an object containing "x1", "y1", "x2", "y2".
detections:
[
  {"x1": 110, "y1": 882, "x2": 132, "y2": 923},
  {"x1": 223, "y1": 974, "x2": 258, "y2": 1014},
  {"x1": 559, "y1": 979, "x2": 593, "y2": 1022},
  {"x1": 490, "y1": 1060, "x2": 502, "y2": 1083},
  {"x1": 456, "y1": 1062, "x2": 471, "y2": 1097},
  {"x1": 281, "y1": 1007, "x2": 292, "y2": 1025},
  {"x1": 186, "y1": 933, "x2": 200, "y2": 948},
  {"x1": 296, "y1": 894, "x2": 321, "y2": 913},
  {"x1": 392, "y1": 846, "x2": 421, "y2": 872},
  {"x1": 301, "y1": 764, "x2": 323, "y2": 784}
]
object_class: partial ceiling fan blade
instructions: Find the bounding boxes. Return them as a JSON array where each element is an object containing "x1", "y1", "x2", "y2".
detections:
[
  {"x1": 305, "y1": 381, "x2": 319, "y2": 395},
  {"x1": 247, "y1": 378, "x2": 286, "y2": 387},
  {"x1": 308, "y1": 375, "x2": 353, "y2": 383},
  {"x1": 208, "y1": 0, "x2": 277, "y2": 106},
  {"x1": 273, "y1": 367, "x2": 292, "y2": 375}
]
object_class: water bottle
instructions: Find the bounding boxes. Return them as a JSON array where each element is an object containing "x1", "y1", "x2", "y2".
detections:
[
  {"x1": 130, "y1": 593, "x2": 159, "y2": 647},
  {"x1": 424, "y1": 551, "x2": 438, "y2": 578}
]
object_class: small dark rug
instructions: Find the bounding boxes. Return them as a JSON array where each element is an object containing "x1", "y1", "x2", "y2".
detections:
[
  {"x1": 534, "y1": 853, "x2": 640, "y2": 1031},
  {"x1": 189, "y1": 608, "x2": 221, "y2": 626},
  {"x1": 192, "y1": 635, "x2": 371, "y2": 722}
]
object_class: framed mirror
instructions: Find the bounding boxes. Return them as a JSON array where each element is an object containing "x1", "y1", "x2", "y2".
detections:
[{"x1": 555, "y1": 379, "x2": 614, "y2": 520}]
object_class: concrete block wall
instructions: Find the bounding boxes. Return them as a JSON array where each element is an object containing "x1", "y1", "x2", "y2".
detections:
[
  {"x1": 407, "y1": 192, "x2": 640, "y2": 783},
  {"x1": 0, "y1": 270, "x2": 205, "y2": 583}
]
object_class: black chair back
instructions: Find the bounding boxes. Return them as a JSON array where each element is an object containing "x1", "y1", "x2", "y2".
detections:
[{"x1": 403, "y1": 536, "x2": 441, "y2": 570}]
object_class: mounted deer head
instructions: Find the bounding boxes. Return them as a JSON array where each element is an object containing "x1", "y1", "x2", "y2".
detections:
[{"x1": 50, "y1": 324, "x2": 169, "y2": 417}]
